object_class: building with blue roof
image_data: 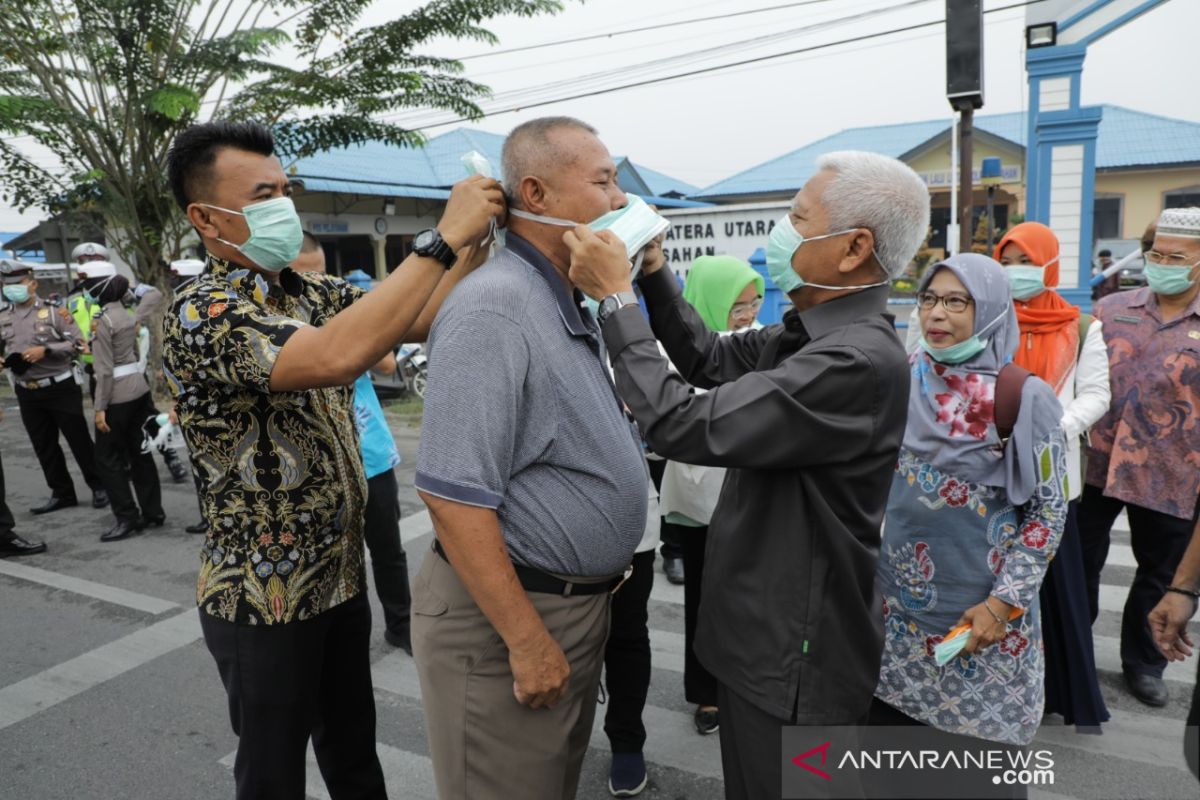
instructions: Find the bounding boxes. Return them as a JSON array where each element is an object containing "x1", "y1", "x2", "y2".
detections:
[
  {"x1": 693, "y1": 104, "x2": 1200, "y2": 254},
  {"x1": 286, "y1": 126, "x2": 709, "y2": 278}
]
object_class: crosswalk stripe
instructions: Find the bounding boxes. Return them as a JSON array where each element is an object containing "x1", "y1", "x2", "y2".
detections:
[
  {"x1": 0, "y1": 609, "x2": 200, "y2": 731},
  {"x1": 1034, "y1": 706, "x2": 1193, "y2": 772},
  {"x1": 0, "y1": 558, "x2": 180, "y2": 614},
  {"x1": 1104, "y1": 542, "x2": 1137, "y2": 569},
  {"x1": 1092, "y1": 634, "x2": 1195, "y2": 685}
]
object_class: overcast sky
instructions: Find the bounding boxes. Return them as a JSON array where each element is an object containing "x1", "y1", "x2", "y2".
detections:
[{"x1": 4, "y1": 0, "x2": 1197, "y2": 234}]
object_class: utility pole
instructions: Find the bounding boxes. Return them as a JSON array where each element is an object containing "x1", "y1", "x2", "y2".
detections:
[{"x1": 945, "y1": 0, "x2": 984, "y2": 254}]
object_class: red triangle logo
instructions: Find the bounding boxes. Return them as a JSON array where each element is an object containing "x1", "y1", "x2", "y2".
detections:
[{"x1": 791, "y1": 741, "x2": 833, "y2": 781}]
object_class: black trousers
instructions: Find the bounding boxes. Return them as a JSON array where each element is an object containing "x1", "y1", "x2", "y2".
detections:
[
  {"x1": 1076, "y1": 483, "x2": 1198, "y2": 677},
  {"x1": 0, "y1": 449, "x2": 15, "y2": 541},
  {"x1": 647, "y1": 459, "x2": 683, "y2": 561},
  {"x1": 865, "y1": 698, "x2": 1026, "y2": 799},
  {"x1": 94, "y1": 392, "x2": 162, "y2": 523},
  {"x1": 363, "y1": 470, "x2": 410, "y2": 638},
  {"x1": 604, "y1": 548, "x2": 656, "y2": 754},
  {"x1": 201, "y1": 593, "x2": 387, "y2": 800},
  {"x1": 682, "y1": 523, "x2": 719, "y2": 707},
  {"x1": 15, "y1": 379, "x2": 101, "y2": 499}
]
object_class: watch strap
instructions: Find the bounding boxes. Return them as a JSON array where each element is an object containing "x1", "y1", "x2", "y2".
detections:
[
  {"x1": 598, "y1": 291, "x2": 639, "y2": 325},
  {"x1": 414, "y1": 228, "x2": 456, "y2": 269}
]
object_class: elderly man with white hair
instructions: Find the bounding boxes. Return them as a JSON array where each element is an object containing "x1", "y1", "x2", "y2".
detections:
[{"x1": 567, "y1": 150, "x2": 930, "y2": 800}]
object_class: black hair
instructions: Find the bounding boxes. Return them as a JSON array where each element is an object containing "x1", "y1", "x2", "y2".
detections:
[
  {"x1": 1098, "y1": 249, "x2": 1112, "y2": 257},
  {"x1": 167, "y1": 121, "x2": 275, "y2": 211}
]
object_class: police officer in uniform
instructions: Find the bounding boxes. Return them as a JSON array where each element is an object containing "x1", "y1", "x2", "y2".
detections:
[
  {"x1": 0, "y1": 385, "x2": 47, "y2": 556},
  {"x1": 0, "y1": 259, "x2": 109, "y2": 513},
  {"x1": 75, "y1": 259, "x2": 189, "y2": 484}
]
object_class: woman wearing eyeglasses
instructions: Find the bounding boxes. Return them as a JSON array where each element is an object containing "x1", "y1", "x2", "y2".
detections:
[
  {"x1": 992, "y1": 221, "x2": 1112, "y2": 733},
  {"x1": 657, "y1": 255, "x2": 763, "y2": 739},
  {"x1": 872, "y1": 254, "x2": 1068, "y2": 779}
]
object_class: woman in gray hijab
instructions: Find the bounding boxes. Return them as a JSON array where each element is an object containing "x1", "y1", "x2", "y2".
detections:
[{"x1": 871, "y1": 254, "x2": 1069, "y2": 754}]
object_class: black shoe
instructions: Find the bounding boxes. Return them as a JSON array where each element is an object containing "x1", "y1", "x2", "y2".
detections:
[
  {"x1": 100, "y1": 519, "x2": 139, "y2": 542},
  {"x1": 693, "y1": 706, "x2": 719, "y2": 735},
  {"x1": 0, "y1": 535, "x2": 47, "y2": 557},
  {"x1": 663, "y1": 557, "x2": 685, "y2": 585},
  {"x1": 1124, "y1": 671, "x2": 1168, "y2": 707},
  {"x1": 30, "y1": 496, "x2": 77, "y2": 514},
  {"x1": 608, "y1": 752, "x2": 648, "y2": 797},
  {"x1": 384, "y1": 628, "x2": 413, "y2": 656},
  {"x1": 91, "y1": 489, "x2": 110, "y2": 509},
  {"x1": 139, "y1": 513, "x2": 166, "y2": 529},
  {"x1": 184, "y1": 521, "x2": 208, "y2": 535}
]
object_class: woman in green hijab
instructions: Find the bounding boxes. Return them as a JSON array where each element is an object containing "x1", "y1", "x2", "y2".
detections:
[
  {"x1": 682, "y1": 255, "x2": 765, "y2": 333},
  {"x1": 660, "y1": 255, "x2": 764, "y2": 736}
]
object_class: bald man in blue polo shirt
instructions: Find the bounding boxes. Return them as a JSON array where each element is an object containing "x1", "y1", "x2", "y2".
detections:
[{"x1": 412, "y1": 117, "x2": 649, "y2": 800}]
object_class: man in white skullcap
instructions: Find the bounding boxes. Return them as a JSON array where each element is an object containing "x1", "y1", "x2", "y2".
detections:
[{"x1": 1078, "y1": 207, "x2": 1200, "y2": 707}]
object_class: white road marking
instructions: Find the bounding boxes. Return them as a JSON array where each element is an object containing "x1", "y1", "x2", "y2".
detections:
[{"x1": 0, "y1": 559, "x2": 179, "y2": 615}]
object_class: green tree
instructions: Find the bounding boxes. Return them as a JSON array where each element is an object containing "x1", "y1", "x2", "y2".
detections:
[{"x1": 0, "y1": 0, "x2": 561, "y2": 282}]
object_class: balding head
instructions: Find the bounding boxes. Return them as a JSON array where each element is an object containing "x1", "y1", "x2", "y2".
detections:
[{"x1": 502, "y1": 117, "x2": 599, "y2": 211}]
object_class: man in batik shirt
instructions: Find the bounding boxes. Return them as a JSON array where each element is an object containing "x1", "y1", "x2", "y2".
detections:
[{"x1": 162, "y1": 120, "x2": 502, "y2": 800}]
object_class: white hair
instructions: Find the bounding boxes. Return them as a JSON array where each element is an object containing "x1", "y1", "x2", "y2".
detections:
[{"x1": 815, "y1": 150, "x2": 931, "y2": 278}]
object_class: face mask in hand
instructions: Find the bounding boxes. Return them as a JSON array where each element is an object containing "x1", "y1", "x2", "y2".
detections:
[
  {"x1": 509, "y1": 194, "x2": 669, "y2": 278},
  {"x1": 461, "y1": 150, "x2": 504, "y2": 257},
  {"x1": 202, "y1": 196, "x2": 303, "y2": 272},
  {"x1": 765, "y1": 215, "x2": 889, "y2": 294}
]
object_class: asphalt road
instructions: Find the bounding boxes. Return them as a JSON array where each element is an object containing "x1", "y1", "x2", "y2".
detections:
[{"x1": 0, "y1": 385, "x2": 1196, "y2": 800}]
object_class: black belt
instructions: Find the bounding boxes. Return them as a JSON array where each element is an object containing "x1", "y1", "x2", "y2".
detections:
[{"x1": 433, "y1": 539, "x2": 631, "y2": 597}]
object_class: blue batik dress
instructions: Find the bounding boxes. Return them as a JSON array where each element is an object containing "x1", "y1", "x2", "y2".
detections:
[{"x1": 874, "y1": 431, "x2": 1069, "y2": 746}]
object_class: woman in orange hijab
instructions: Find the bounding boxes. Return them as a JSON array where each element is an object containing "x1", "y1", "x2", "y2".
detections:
[{"x1": 995, "y1": 221, "x2": 1112, "y2": 732}]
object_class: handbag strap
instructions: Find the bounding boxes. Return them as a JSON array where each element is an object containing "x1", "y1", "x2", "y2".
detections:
[{"x1": 995, "y1": 362, "x2": 1033, "y2": 442}]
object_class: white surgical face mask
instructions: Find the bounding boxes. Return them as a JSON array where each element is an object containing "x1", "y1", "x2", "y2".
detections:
[{"x1": 509, "y1": 194, "x2": 669, "y2": 277}]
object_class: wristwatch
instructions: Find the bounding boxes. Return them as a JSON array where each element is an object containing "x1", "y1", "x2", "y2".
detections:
[
  {"x1": 597, "y1": 291, "x2": 639, "y2": 326},
  {"x1": 412, "y1": 228, "x2": 456, "y2": 269}
]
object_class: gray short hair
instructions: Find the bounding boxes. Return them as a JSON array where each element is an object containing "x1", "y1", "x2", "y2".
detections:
[
  {"x1": 815, "y1": 151, "x2": 931, "y2": 278},
  {"x1": 501, "y1": 116, "x2": 597, "y2": 209}
]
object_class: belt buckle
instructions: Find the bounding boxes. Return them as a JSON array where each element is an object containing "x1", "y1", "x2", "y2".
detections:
[{"x1": 610, "y1": 564, "x2": 635, "y2": 596}]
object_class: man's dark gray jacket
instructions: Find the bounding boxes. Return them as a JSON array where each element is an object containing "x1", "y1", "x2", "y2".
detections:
[{"x1": 602, "y1": 269, "x2": 910, "y2": 723}]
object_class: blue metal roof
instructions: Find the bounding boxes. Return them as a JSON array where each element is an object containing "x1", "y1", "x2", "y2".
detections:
[
  {"x1": 287, "y1": 127, "x2": 702, "y2": 202},
  {"x1": 693, "y1": 105, "x2": 1200, "y2": 200}
]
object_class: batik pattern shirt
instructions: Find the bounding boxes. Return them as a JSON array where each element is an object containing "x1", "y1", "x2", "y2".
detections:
[
  {"x1": 875, "y1": 433, "x2": 1068, "y2": 746},
  {"x1": 1086, "y1": 287, "x2": 1200, "y2": 520},
  {"x1": 162, "y1": 256, "x2": 367, "y2": 625}
]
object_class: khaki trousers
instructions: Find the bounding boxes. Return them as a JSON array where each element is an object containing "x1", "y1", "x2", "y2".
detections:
[{"x1": 411, "y1": 548, "x2": 612, "y2": 800}]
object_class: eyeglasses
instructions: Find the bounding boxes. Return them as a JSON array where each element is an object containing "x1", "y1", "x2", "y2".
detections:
[
  {"x1": 916, "y1": 292, "x2": 973, "y2": 313},
  {"x1": 730, "y1": 298, "x2": 763, "y2": 318},
  {"x1": 1145, "y1": 250, "x2": 1198, "y2": 266}
]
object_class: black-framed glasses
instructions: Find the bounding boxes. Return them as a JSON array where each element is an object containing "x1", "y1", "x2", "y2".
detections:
[{"x1": 916, "y1": 291, "x2": 973, "y2": 313}]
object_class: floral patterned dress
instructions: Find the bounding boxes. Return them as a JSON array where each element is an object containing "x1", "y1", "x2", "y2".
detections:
[{"x1": 875, "y1": 431, "x2": 1069, "y2": 746}]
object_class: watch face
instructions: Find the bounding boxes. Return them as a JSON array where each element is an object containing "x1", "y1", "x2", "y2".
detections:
[{"x1": 414, "y1": 229, "x2": 435, "y2": 249}]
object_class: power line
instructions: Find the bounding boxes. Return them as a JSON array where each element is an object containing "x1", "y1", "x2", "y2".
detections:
[
  {"x1": 384, "y1": 0, "x2": 929, "y2": 127},
  {"x1": 458, "y1": 0, "x2": 840, "y2": 60},
  {"x1": 395, "y1": 0, "x2": 1047, "y2": 132}
]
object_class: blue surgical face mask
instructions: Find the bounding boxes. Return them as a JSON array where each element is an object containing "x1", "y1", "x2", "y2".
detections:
[
  {"x1": 1005, "y1": 257, "x2": 1056, "y2": 302},
  {"x1": 508, "y1": 194, "x2": 669, "y2": 276},
  {"x1": 202, "y1": 196, "x2": 304, "y2": 273},
  {"x1": 1145, "y1": 261, "x2": 1200, "y2": 296},
  {"x1": 765, "y1": 215, "x2": 889, "y2": 294},
  {"x1": 3, "y1": 284, "x2": 30, "y2": 304},
  {"x1": 919, "y1": 303, "x2": 1009, "y2": 365}
]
